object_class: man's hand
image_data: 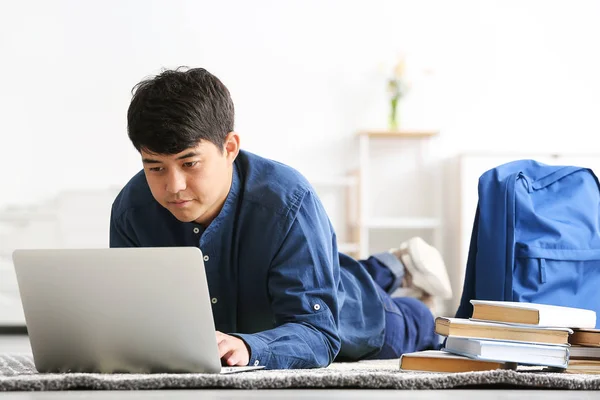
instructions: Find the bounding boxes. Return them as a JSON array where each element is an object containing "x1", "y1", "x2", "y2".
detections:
[{"x1": 216, "y1": 331, "x2": 250, "y2": 366}]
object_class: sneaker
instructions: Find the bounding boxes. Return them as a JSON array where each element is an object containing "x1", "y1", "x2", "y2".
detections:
[{"x1": 390, "y1": 237, "x2": 453, "y2": 300}]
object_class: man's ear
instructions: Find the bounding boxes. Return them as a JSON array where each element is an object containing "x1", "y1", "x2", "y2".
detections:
[{"x1": 224, "y1": 132, "x2": 240, "y2": 161}]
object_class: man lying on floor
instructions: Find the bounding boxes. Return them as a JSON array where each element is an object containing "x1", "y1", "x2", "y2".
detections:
[{"x1": 110, "y1": 67, "x2": 453, "y2": 369}]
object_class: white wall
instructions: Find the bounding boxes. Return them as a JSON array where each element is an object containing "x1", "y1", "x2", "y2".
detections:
[
  {"x1": 3, "y1": 0, "x2": 598, "y2": 207},
  {"x1": 1, "y1": 0, "x2": 599, "y2": 316}
]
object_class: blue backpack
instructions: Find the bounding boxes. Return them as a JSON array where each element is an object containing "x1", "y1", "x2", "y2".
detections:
[{"x1": 455, "y1": 159, "x2": 600, "y2": 327}]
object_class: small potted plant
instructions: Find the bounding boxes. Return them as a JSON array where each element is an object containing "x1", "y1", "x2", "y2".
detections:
[{"x1": 387, "y1": 58, "x2": 409, "y2": 131}]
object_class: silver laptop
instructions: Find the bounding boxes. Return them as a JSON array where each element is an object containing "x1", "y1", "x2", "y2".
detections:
[{"x1": 12, "y1": 247, "x2": 264, "y2": 374}]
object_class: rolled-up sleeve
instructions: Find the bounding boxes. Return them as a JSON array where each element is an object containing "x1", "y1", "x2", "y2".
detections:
[{"x1": 233, "y1": 190, "x2": 341, "y2": 369}]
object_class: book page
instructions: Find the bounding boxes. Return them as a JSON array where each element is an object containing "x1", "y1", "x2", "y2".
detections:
[{"x1": 470, "y1": 300, "x2": 596, "y2": 328}]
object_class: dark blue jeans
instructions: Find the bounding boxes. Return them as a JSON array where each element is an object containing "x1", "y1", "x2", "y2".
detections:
[{"x1": 359, "y1": 254, "x2": 438, "y2": 359}]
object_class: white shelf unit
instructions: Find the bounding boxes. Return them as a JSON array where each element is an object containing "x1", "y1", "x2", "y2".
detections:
[
  {"x1": 309, "y1": 130, "x2": 442, "y2": 259},
  {"x1": 357, "y1": 130, "x2": 442, "y2": 259}
]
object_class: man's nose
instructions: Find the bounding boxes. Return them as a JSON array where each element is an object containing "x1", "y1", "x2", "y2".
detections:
[{"x1": 165, "y1": 170, "x2": 186, "y2": 194}]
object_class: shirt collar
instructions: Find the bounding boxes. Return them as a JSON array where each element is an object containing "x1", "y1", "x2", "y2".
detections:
[{"x1": 200, "y1": 163, "x2": 241, "y2": 239}]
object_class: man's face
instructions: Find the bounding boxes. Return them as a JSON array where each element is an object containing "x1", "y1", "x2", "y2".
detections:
[{"x1": 141, "y1": 134, "x2": 239, "y2": 226}]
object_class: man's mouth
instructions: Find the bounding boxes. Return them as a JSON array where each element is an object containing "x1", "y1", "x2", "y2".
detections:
[{"x1": 169, "y1": 200, "x2": 192, "y2": 207}]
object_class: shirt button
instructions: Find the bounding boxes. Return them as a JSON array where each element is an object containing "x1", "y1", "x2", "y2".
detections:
[
  {"x1": 211, "y1": 298, "x2": 218, "y2": 304},
  {"x1": 254, "y1": 360, "x2": 260, "y2": 366},
  {"x1": 203, "y1": 255, "x2": 209, "y2": 262},
  {"x1": 313, "y1": 304, "x2": 321, "y2": 311},
  {"x1": 193, "y1": 227, "x2": 200, "y2": 234}
]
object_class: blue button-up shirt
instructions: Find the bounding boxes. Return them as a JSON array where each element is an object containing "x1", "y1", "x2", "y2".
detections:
[{"x1": 110, "y1": 150, "x2": 385, "y2": 369}]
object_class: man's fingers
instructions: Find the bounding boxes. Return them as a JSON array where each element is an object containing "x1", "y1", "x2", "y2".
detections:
[
  {"x1": 218, "y1": 338, "x2": 235, "y2": 358},
  {"x1": 218, "y1": 341, "x2": 244, "y2": 365},
  {"x1": 220, "y1": 346, "x2": 245, "y2": 366},
  {"x1": 221, "y1": 349, "x2": 238, "y2": 366},
  {"x1": 215, "y1": 332, "x2": 249, "y2": 366}
]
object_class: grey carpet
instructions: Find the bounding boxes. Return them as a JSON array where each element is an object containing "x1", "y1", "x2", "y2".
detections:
[{"x1": 1, "y1": 354, "x2": 600, "y2": 391}]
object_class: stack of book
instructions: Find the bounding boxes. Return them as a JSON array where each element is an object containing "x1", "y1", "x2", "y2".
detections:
[
  {"x1": 565, "y1": 328, "x2": 600, "y2": 374},
  {"x1": 400, "y1": 300, "x2": 597, "y2": 373}
]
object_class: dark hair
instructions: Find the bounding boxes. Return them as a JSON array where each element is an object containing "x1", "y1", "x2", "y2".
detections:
[{"x1": 127, "y1": 67, "x2": 235, "y2": 154}]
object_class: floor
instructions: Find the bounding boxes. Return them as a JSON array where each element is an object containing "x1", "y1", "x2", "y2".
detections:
[
  {"x1": 1, "y1": 335, "x2": 598, "y2": 399},
  {"x1": 1, "y1": 392, "x2": 600, "y2": 400}
]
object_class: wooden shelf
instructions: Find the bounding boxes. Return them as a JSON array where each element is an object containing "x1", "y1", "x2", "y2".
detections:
[{"x1": 358, "y1": 130, "x2": 438, "y2": 139}]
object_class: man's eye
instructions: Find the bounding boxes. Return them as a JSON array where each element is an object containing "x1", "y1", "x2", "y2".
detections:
[
  {"x1": 183, "y1": 161, "x2": 198, "y2": 168},
  {"x1": 149, "y1": 167, "x2": 164, "y2": 172}
]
